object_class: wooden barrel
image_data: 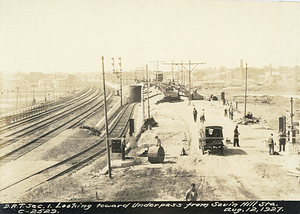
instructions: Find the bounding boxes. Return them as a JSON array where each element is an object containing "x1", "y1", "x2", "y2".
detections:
[{"x1": 148, "y1": 146, "x2": 165, "y2": 163}]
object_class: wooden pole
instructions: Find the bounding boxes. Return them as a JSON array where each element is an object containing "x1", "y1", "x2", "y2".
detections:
[
  {"x1": 101, "y1": 56, "x2": 112, "y2": 178},
  {"x1": 290, "y1": 97, "x2": 295, "y2": 144},
  {"x1": 188, "y1": 60, "x2": 191, "y2": 105},
  {"x1": 119, "y1": 57, "x2": 122, "y2": 106},
  {"x1": 16, "y1": 87, "x2": 19, "y2": 110},
  {"x1": 147, "y1": 64, "x2": 150, "y2": 119},
  {"x1": 244, "y1": 63, "x2": 248, "y2": 118}
]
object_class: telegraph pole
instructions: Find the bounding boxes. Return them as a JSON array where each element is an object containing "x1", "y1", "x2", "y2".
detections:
[
  {"x1": 112, "y1": 57, "x2": 117, "y2": 93},
  {"x1": 181, "y1": 61, "x2": 206, "y2": 105},
  {"x1": 164, "y1": 60, "x2": 179, "y2": 82},
  {"x1": 102, "y1": 56, "x2": 112, "y2": 178},
  {"x1": 119, "y1": 57, "x2": 122, "y2": 106},
  {"x1": 44, "y1": 83, "x2": 47, "y2": 102},
  {"x1": 244, "y1": 63, "x2": 248, "y2": 118},
  {"x1": 290, "y1": 97, "x2": 296, "y2": 144},
  {"x1": 32, "y1": 85, "x2": 36, "y2": 105},
  {"x1": 25, "y1": 85, "x2": 27, "y2": 106},
  {"x1": 16, "y1": 87, "x2": 19, "y2": 110},
  {"x1": 146, "y1": 64, "x2": 150, "y2": 119},
  {"x1": 181, "y1": 60, "x2": 184, "y2": 85},
  {"x1": 150, "y1": 60, "x2": 165, "y2": 81},
  {"x1": 150, "y1": 59, "x2": 165, "y2": 72}
]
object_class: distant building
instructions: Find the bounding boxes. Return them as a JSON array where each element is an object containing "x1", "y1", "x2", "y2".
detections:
[
  {"x1": 38, "y1": 79, "x2": 53, "y2": 88},
  {"x1": 30, "y1": 72, "x2": 46, "y2": 83}
]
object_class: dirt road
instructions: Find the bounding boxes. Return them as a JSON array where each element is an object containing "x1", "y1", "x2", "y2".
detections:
[{"x1": 16, "y1": 91, "x2": 300, "y2": 202}]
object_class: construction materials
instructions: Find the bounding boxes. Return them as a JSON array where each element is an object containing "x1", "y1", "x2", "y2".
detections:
[{"x1": 148, "y1": 146, "x2": 165, "y2": 163}]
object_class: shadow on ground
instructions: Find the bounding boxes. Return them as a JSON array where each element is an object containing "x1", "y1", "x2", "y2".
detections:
[{"x1": 224, "y1": 148, "x2": 248, "y2": 156}]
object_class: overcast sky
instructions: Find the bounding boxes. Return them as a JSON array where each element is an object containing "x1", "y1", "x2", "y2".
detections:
[{"x1": 0, "y1": 0, "x2": 299, "y2": 74}]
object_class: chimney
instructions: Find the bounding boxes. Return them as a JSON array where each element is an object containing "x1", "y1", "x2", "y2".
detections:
[{"x1": 240, "y1": 59, "x2": 243, "y2": 79}]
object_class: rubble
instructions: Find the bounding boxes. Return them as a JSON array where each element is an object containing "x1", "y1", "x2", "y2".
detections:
[{"x1": 79, "y1": 125, "x2": 101, "y2": 136}]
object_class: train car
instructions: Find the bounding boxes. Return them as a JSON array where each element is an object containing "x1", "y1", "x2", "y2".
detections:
[{"x1": 156, "y1": 73, "x2": 163, "y2": 82}]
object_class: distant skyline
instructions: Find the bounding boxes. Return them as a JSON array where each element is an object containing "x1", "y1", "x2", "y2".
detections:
[{"x1": 0, "y1": 0, "x2": 299, "y2": 74}]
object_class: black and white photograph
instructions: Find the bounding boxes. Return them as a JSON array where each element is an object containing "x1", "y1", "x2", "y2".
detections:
[{"x1": 0, "y1": 0, "x2": 300, "y2": 213}]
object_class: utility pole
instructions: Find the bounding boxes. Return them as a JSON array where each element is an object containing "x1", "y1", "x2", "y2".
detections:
[
  {"x1": 164, "y1": 60, "x2": 179, "y2": 83},
  {"x1": 290, "y1": 97, "x2": 296, "y2": 144},
  {"x1": 244, "y1": 63, "x2": 248, "y2": 118},
  {"x1": 146, "y1": 64, "x2": 150, "y2": 119},
  {"x1": 44, "y1": 83, "x2": 47, "y2": 102},
  {"x1": 52, "y1": 83, "x2": 55, "y2": 100},
  {"x1": 150, "y1": 60, "x2": 165, "y2": 81},
  {"x1": 32, "y1": 85, "x2": 36, "y2": 105},
  {"x1": 181, "y1": 60, "x2": 184, "y2": 85},
  {"x1": 25, "y1": 85, "x2": 27, "y2": 107},
  {"x1": 150, "y1": 59, "x2": 165, "y2": 73},
  {"x1": 7, "y1": 89, "x2": 9, "y2": 105},
  {"x1": 101, "y1": 56, "x2": 112, "y2": 178},
  {"x1": 112, "y1": 57, "x2": 121, "y2": 96},
  {"x1": 134, "y1": 68, "x2": 137, "y2": 83},
  {"x1": 119, "y1": 57, "x2": 122, "y2": 106},
  {"x1": 16, "y1": 87, "x2": 19, "y2": 110},
  {"x1": 181, "y1": 61, "x2": 206, "y2": 105},
  {"x1": 142, "y1": 84, "x2": 145, "y2": 120}
]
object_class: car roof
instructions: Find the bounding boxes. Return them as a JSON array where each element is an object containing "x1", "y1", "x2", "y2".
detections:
[{"x1": 203, "y1": 125, "x2": 223, "y2": 129}]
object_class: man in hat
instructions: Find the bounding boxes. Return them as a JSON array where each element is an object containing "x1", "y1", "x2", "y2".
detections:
[
  {"x1": 268, "y1": 133, "x2": 275, "y2": 155},
  {"x1": 278, "y1": 130, "x2": 286, "y2": 152},
  {"x1": 185, "y1": 183, "x2": 198, "y2": 201},
  {"x1": 155, "y1": 136, "x2": 162, "y2": 147},
  {"x1": 200, "y1": 109, "x2": 206, "y2": 124},
  {"x1": 121, "y1": 134, "x2": 127, "y2": 160},
  {"x1": 234, "y1": 125, "x2": 240, "y2": 147},
  {"x1": 193, "y1": 107, "x2": 198, "y2": 122}
]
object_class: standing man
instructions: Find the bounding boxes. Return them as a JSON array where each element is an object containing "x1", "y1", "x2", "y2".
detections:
[
  {"x1": 121, "y1": 134, "x2": 127, "y2": 160},
  {"x1": 268, "y1": 133, "x2": 275, "y2": 155},
  {"x1": 224, "y1": 106, "x2": 228, "y2": 117},
  {"x1": 228, "y1": 103, "x2": 233, "y2": 119},
  {"x1": 278, "y1": 130, "x2": 286, "y2": 152},
  {"x1": 185, "y1": 183, "x2": 198, "y2": 201},
  {"x1": 200, "y1": 109, "x2": 206, "y2": 124},
  {"x1": 234, "y1": 125, "x2": 240, "y2": 147},
  {"x1": 193, "y1": 107, "x2": 198, "y2": 122},
  {"x1": 155, "y1": 136, "x2": 162, "y2": 147}
]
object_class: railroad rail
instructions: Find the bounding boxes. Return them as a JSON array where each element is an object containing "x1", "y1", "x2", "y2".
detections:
[
  {"x1": 0, "y1": 87, "x2": 113, "y2": 165},
  {"x1": 0, "y1": 86, "x2": 91, "y2": 126},
  {"x1": 0, "y1": 102, "x2": 137, "y2": 202},
  {"x1": 0, "y1": 86, "x2": 101, "y2": 148},
  {"x1": 0, "y1": 86, "x2": 93, "y2": 136}
]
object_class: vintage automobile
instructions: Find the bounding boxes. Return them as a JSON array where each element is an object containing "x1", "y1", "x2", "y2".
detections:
[{"x1": 199, "y1": 125, "x2": 224, "y2": 155}]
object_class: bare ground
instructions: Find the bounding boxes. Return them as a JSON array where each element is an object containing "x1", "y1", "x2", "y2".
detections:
[{"x1": 16, "y1": 87, "x2": 300, "y2": 202}]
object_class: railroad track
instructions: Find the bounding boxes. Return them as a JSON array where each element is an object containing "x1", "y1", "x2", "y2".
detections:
[
  {"x1": 0, "y1": 86, "x2": 93, "y2": 137},
  {"x1": 0, "y1": 102, "x2": 138, "y2": 202},
  {"x1": 0, "y1": 87, "x2": 114, "y2": 166},
  {"x1": 0, "y1": 86, "x2": 91, "y2": 128},
  {"x1": 0, "y1": 86, "x2": 101, "y2": 148}
]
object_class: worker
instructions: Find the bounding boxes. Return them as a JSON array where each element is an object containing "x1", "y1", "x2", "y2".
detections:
[
  {"x1": 267, "y1": 133, "x2": 275, "y2": 155},
  {"x1": 193, "y1": 107, "x2": 198, "y2": 122},
  {"x1": 224, "y1": 107, "x2": 228, "y2": 117},
  {"x1": 155, "y1": 136, "x2": 162, "y2": 147},
  {"x1": 121, "y1": 134, "x2": 127, "y2": 160},
  {"x1": 200, "y1": 109, "x2": 206, "y2": 123},
  {"x1": 185, "y1": 183, "x2": 198, "y2": 201},
  {"x1": 278, "y1": 131, "x2": 286, "y2": 152},
  {"x1": 233, "y1": 125, "x2": 240, "y2": 147}
]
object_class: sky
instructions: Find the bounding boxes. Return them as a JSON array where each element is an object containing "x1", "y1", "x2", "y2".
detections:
[{"x1": 0, "y1": 0, "x2": 300, "y2": 74}]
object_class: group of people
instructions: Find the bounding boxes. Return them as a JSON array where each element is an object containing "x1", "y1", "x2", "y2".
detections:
[
  {"x1": 224, "y1": 103, "x2": 234, "y2": 120},
  {"x1": 193, "y1": 107, "x2": 206, "y2": 123},
  {"x1": 267, "y1": 130, "x2": 287, "y2": 155}
]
